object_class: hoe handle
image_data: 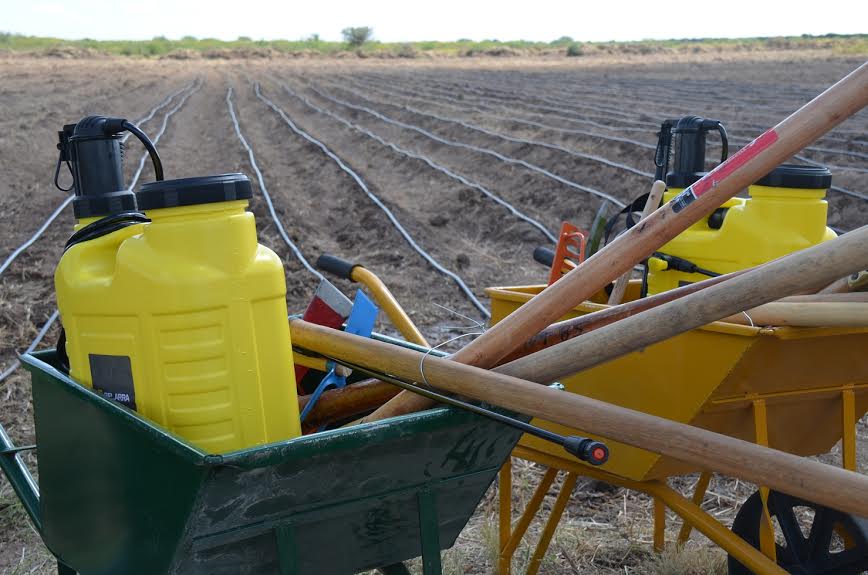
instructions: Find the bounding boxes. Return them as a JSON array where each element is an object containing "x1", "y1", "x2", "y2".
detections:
[{"x1": 364, "y1": 61, "x2": 868, "y2": 422}]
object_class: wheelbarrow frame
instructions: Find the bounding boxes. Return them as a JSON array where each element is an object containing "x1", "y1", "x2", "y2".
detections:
[{"x1": 488, "y1": 282, "x2": 868, "y2": 575}]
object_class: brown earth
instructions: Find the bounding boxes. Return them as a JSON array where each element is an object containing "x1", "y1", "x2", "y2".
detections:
[{"x1": 0, "y1": 53, "x2": 866, "y2": 574}]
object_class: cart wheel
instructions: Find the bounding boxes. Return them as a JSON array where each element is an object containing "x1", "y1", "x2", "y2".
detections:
[
  {"x1": 728, "y1": 490, "x2": 868, "y2": 574},
  {"x1": 377, "y1": 563, "x2": 411, "y2": 575}
]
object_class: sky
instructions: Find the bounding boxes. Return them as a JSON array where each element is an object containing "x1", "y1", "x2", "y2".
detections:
[{"x1": 3, "y1": 0, "x2": 866, "y2": 43}]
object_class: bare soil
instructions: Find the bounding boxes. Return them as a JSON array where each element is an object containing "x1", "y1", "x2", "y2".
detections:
[{"x1": 0, "y1": 52, "x2": 865, "y2": 574}]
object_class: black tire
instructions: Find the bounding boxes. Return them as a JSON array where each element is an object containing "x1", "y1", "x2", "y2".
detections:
[
  {"x1": 377, "y1": 563, "x2": 412, "y2": 575},
  {"x1": 728, "y1": 490, "x2": 868, "y2": 574}
]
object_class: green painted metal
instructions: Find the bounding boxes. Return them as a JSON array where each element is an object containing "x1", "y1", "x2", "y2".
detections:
[
  {"x1": 0, "y1": 423, "x2": 41, "y2": 532},
  {"x1": 18, "y1": 349, "x2": 522, "y2": 575}
]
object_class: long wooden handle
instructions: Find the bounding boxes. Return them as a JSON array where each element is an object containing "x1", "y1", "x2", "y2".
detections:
[
  {"x1": 607, "y1": 180, "x2": 666, "y2": 305},
  {"x1": 721, "y1": 301, "x2": 868, "y2": 327},
  {"x1": 500, "y1": 224, "x2": 868, "y2": 383},
  {"x1": 364, "y1": 61, "x2": 868, "y2": 423},
  {"x1": 290, "y1": 319, "x2": 868, "y2": 518}
]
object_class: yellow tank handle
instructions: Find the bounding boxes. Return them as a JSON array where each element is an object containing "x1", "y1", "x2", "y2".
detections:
[{"x1": 350, "y1": 266, "x2": 430, "y2": 347}]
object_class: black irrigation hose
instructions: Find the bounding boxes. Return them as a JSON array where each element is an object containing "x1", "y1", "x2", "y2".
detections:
[
  {"x1": 0, "y1": 310, "x2": 60, "y2": 386},
  {"x1": 278, "y1": 81, "x2": 557, "y2": 244},
  {"x1": 335, "y1": 77, "x2": 659, "y2": 153},
  {"x1": 0, "y1": 81, "x2": 201, "y2": 385},
  {"x1": 225, "y1": 87, "x2": 324, "y2": 283},
  {"x1": 307, "y1": 85, "x2": 628, "y2": 209},
  {"x1": 391, "y1": 71, "x2": 868, "y2": 143},
  {"x1": 252, "y1": 83, "x2": 490, "y2": 319},
  {"x1": 358, "y1": 75, "x2": 867, "y2": 200},
  {"x1": 347, "y1": 75, "x2": 652, "y2": 134},
  {"x1": 361, "y1": 72, "x2": 659, "y2": 129},
  {"x1": 368, "y1": 73, "x2": 868, "y2": 161},
  {"x1": 127, "y1": 80, "x2": 201, "y2": 190},
  {"x1": 0, "y1": 81, "x2": 197, "y2": 280}
]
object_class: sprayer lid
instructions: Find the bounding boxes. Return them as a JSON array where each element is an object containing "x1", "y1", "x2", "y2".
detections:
[
  {"x1": 136, "y1": 173, "x2": 253, "y2": 210},
  {"x1": 754, "y1": 164, "x2": 832, "y2": 189}
]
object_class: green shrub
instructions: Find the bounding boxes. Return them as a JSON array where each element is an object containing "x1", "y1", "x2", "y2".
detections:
[
  {"x1": 341, "y1": 26, "x2": 373, "y2": 47},
  {"x1": 566, "y1": 42, "x2": 583, "y2": 56}
]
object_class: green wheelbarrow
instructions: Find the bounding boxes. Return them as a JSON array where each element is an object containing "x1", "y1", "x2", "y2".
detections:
[{"x1": 0, "y1": 344, "x2": 523, "y2": 575}]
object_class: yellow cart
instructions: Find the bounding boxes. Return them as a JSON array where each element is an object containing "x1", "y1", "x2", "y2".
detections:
[{"x1": 487, "y1": 282, "x2": 868, "y2": 575}]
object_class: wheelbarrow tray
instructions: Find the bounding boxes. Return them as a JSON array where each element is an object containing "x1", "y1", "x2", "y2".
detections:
[
  {"x1": 486, "y1": 283, "x2": 868, "y2": 482},
  {"x1": 21, "y1": 350, "x2": 522, "y2": 575}
]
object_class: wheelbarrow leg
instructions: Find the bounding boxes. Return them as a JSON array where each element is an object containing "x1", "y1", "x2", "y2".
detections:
[{"x1": 418, "y1": 489, "x2": 442, "y2": 575}]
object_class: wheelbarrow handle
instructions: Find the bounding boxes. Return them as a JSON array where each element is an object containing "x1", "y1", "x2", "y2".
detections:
[
  {"x1": 316, "y1": 254, "x2": 358, "y2": 281},
  {"x1": 0, "y1": 418, "x2": 42, "y2": 533},
  {"x1": 533, "y1": 246, "x2": 555, "y2": 268}
]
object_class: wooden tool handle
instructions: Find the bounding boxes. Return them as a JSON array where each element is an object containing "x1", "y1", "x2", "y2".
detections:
[
  {"x1": 290, "y1": 318, "x2": 868, "y2": 518},
  {"x1": 299, "y1": 378, "x2": 400, "y2": 428},
  {"x1": 721, "y1": 301, "x2": 868, "y2": 327},
  {"x1": 607, "y1": 180, "x2": 666, "y2": 305},
  {"x1": 364, "y1": 61, "x2": 868, "y2": 423},
  {"x1": 500, "y1": 224, "x2": 868, "y2": 383}
]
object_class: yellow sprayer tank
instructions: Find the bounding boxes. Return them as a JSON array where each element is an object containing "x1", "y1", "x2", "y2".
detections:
[
  {"x1": 55, "y1": 174, "x2": 301, "y2": 453},
  {"x1": 647, "y1": 165, "x2": 836, "y2": 294}
]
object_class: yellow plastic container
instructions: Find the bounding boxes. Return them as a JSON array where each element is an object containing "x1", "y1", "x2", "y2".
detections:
[
  {"x1": 486, "y1": 283, "x2": 868, "y2": 481},
  {"x1": 648, "y1": 165, "x2": 836, "y2": 294},
  {"x1": 55, "y1": 174, "x2": 301, "y2": 453}
]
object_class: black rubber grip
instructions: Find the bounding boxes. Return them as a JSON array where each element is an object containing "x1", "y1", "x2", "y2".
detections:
[
  {"x1": 563, "y1": 436, "x2": 609, "y2": 465},
  {"x1": 533, "y1": 246, "x2": 556, "y2": 268},
  {"x1": 316, "y1": 254, "x2": 358, "y2": 281}
]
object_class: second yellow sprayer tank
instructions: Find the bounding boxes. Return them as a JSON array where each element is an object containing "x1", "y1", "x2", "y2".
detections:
[
  {"x1": 647, "y1": 165, "x2": 836, "y2": 294},
  {"x1": 55, "y1": 174, "x2": 301, "y2": 453}
]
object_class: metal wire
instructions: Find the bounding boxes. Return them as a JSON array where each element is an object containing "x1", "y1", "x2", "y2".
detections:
[
  {"x1": 308, "y1": 85, "x2": 628, "y2": 209},
  {"x1": 226, "y1": 86, "x2": 325, "y2": 283},
  {"x1": 279, "y1": 81, "x2": 557, "y2": 243},
  {"x1": 253, "y1": 83, "x2": 490, "y2": 318}
]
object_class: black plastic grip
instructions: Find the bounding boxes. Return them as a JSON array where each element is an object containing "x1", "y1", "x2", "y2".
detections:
[
  {"x1": 563, "y1": 436, "x2": 609, "y2": 465},
  {"x1": 533, "y1": 246, "x2": 556, "y2": 268},
  {"x1": 316, "y1": 254, "x2": 358, "y2": 281}
]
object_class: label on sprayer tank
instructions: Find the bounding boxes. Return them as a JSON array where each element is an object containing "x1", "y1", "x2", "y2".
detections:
[{"x1": 89, "y1": 354, "x2": 136, "y2": 410}]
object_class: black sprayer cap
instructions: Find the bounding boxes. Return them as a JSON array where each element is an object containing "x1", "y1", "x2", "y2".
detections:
[
  {"x1": 136, "y1": 173, "x2": 253, "y2": 210},
  {"x1": 754, "y1": 164, "x2": 832, "y2": 190}
]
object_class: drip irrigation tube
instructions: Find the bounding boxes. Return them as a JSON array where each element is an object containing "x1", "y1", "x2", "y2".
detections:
[
  {"x1": 127, "y1": 80, "x2": 202, "y2": 191},
  {"x1": 386, "y1": 72, "x2": 867, "y2": 146},
  {"x1": 226, "y1": 87, "x2": 324, "y2": 283},
  {"x1": 279, "y1": 81, "x2": 556, "y2": 243},
  {"x1": 0, "y1": 310, "x2": 60, "y2": 386},
  {"x1": 308, "y1": 85, "x2": 627, "y2": 209},
  {"x1": 253, "y1": 83, "x2": 490, "y2": 318},
  {"x1": 0, "y1": 81, "x2": 201, "y2": 385},
  {"x1": 352, "y1": 75, "x2": 867, "y2": 201},
  {"x1": 359, "y1": 75, "x2": 868, "y2": 164},
  {"x1": 324, "y1": 82, "x2": 656, "y2": 175},
  {"x1": 0, "y1": 81, "x2": 197, "y2": 281},
  {"x1": 346, "y1": 75, "x2": 652, "y2": 134}
]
